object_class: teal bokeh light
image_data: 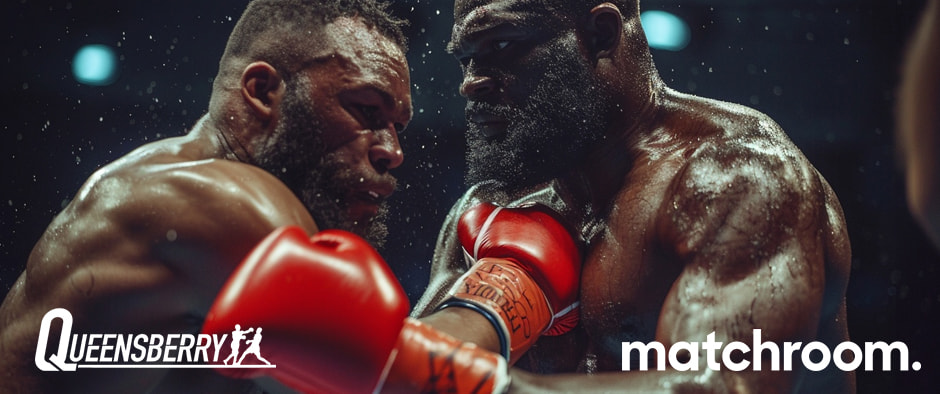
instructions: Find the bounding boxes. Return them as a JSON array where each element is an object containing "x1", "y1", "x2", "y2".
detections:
[
  {"x1": 72, "y1": 45, "x2": 118, "y2": 86},
  {"x1": 641, "y1": 11, "x2": 691, "y2": 51}
]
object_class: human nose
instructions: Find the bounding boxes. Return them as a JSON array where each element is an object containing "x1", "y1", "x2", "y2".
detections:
[
  {"x1": 369, "y1": 127, "x2": 404, "y2": 173},
  {"x1": 459, "y1": 74, "x2": 497, "y2": 99}
]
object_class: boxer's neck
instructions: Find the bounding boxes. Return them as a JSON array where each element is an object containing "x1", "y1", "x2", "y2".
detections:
[
  {"x1": 572, "y1": 84, "x2": 665, "y2": 215},
  {"x1": 190, "y1": 114, "x2": 255, "y2": 164}
]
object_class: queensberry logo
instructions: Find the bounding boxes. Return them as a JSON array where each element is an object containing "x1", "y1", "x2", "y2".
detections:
[{"x1": 35, "y1": 308, "x2": 276, "y2": 371}]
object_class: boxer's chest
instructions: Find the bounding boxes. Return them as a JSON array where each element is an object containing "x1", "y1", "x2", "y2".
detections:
[
  {"x1": 513, "y1": 157, "x2": 690, "y2": 373},
  {"x1": 519, "y1": 197, "x2": 684, "y2": 373},
  {"x1": 576, "y1": 221, "x2": 682, "y2": 371}
]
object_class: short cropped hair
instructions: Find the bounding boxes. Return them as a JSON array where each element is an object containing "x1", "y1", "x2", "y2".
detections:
[
  {"x1": 542, "y1": 0, "x2": 639, "y2": 20},
  {"x1": 213, "y1": 0, "x2": 407, "y2": 89},
  {"x1": 455, "y1": 0, "x2": 639, "y2": 23}
]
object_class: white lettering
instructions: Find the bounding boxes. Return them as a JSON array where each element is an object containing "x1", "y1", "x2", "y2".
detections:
[
  {"x1": 621, "y1": 341, "x2": 665, "y2": 371},
  {"x1": 99, "y1": 334, "x2": 117, "y2": 362},
  {"x1": 146, "y1": 334, "x2": 164, "y2": 362},
  {"x1": 163, "y1": 334, "x2": 181, "y2": 363},
  {"x1": 132, "y1": 334, "x2": 148, "y2": 362},
  {"x1": 115, "y1": 334, "x2": 133, "y2": 362},
  {"x1": 722, "y1": 341, "x2": 750, "y2": 371},
  {"x1": 195, "y1": 334, "x2": 212, "y2": 363},
  {"x1": 177, "y1": 334, "x2": 196, "y2": 363},
  {"x1": 833, "y1": 341, "x2": 863, "y2": 371},
  {"x1": 618, "y1": 330, "x2": 917, "y2": 373},
  {"x1": 86, "y1": 334, "x2": 103, "y2": 362},
  {"x1": 865, "y1": 341, "x2": 911, "y2": 371},
  {"x1": 702, "y1": 332, "x2": 722, "y2": 371},
  {"x1": 752, "y1": 329, "x2": 780, "y2": 371},
  {"x1": 211, "y1": 334, "x2": 228, "y2": 363},
  {"x1": 69, "y1": 334, "x2": 87, "y2": 363},
  {"x1": 33, "y1": 308, "x2": 276, "y2": 370},
  {"x1": 667, "y1": 341, "x2": 698, "y2": 371},
  {"x1": 783, "y1": 341, "x2": 802, "y2": 371},
  {"x1": 35, "y1": 308, "x2": 77, "y2": 371},
  {"x1": 801, "y1": 342, "x2": 831, "y2": 372}
]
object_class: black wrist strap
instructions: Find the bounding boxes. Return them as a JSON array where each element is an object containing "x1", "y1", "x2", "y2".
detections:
[{"x1": 436, "y1": 299, "x2": 511, "y2": 361}]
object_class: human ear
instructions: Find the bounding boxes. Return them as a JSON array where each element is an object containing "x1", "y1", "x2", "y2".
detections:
[
  {"x1": 240, "y1": 62, "x2": 284, "y2": 121},
  {"x1": 585, "y1": 3, "x2": 623, "y2": 59}
]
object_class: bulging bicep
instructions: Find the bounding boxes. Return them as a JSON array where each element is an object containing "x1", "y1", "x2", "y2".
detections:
[{"x1": 655, "y1": 151, "x2": 829, "y2": 345}]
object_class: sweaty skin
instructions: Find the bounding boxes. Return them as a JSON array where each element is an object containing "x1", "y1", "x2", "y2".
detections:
[
  {"x1": 0, "y1": 129, "x2": 316, "y2": 393},
  {"x1": 0, "y1": 16, "x2": 411, "y2": 394},
  {"x1": 414, "y1": 1, "x2": 854, "y2": 392}
]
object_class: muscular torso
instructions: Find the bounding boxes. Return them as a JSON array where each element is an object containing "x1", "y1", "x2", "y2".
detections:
[
  {"x1": 0, "y1": 124, "x2": 315, "y2": 393},
  {"x1": 416, "y1": 91, "x2": 853, "y2": 392}
]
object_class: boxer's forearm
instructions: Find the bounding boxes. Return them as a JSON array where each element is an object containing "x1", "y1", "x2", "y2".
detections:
[{"x1": 419, "y1": 299, "x2": 502, "y2": 356}]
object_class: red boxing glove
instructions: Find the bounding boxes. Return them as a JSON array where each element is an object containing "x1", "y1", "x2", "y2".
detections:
[
  {"x1": 201, "y1": 226, "x2": 508, "y2": 394},
  {"x1": 442, "y1": 202, "x2": 582, "y2": 363},
  {"x1": 384, "y1": 319, "x2": 508, "y2": 394}
]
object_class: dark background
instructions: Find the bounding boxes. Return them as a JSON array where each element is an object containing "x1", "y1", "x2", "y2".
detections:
[{"x1": 2, "y1": 0, "x2": 937, "y2": 392}]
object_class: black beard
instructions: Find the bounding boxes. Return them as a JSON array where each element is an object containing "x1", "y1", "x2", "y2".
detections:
[
  {"x1": 464, "y1": 44, "x2": 608, "y2": 194},
  {"x1": 255, "y1": 80, "x2": 389, "y2": 248}
]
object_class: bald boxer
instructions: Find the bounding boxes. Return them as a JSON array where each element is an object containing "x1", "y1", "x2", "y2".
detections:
[
  {"x1": 898, "y1": 0, "x2": 940, "y2": 248},
  {"x1": 414, "y1": 0, "x2": 855, "y2": 392}
]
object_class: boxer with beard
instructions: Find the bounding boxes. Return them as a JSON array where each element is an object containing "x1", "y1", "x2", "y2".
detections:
[
  {"x1": 1, "y1": 1, "x2": 590, "y2": 391},
  {"x1": 414, "y1": 0, "x2": 855, "y2": 392},
  {"x1": 255, "y1": 72, "x2": 393, "y2": 246},
  {"x1": 463, "y1": 36, "x2": 608, "y2": 189},
  {"x1": 0, "y1": 1, "x2": 412, "y2": 392}
]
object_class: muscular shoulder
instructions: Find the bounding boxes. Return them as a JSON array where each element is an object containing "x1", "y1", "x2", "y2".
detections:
[
  {"x1": 0, "y1": 147, "x2": 310, "y2": 389},
  {"x1": 657, "y1": 109, "x2": 828, "y2": 271},
  {"x1": 16, "y1": 148, "x2": 313, "y2": 320},
  {"x1": 82, "y1": 149, "x2": 312, "y2": 236}
]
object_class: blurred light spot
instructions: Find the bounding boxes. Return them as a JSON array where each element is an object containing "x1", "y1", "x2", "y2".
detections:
[
  {"x1": 641, "y1": 11, "x2": 690, "y2": 51},
  {"x1": 72, "y1": 45, "x2": 118, "y2": 86}
]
